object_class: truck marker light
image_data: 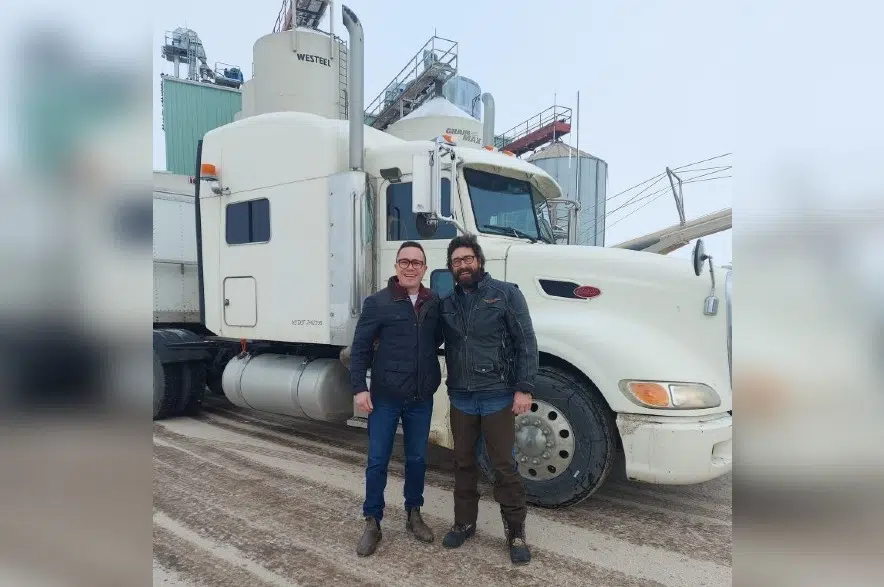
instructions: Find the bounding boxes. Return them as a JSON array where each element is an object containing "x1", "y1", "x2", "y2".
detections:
[
  {"x1": 502, "y1": 150, "x2": 515, "y2": 156},
  {"x1": 437, "y1": 133, "x2": 457, "y2": 145},
  {"x1": 200, "y1": 162, "x2": 218, "y2": 179},
  {"x1": 573, "y1": 285, "x2": 601, "y2": 299},
  {"x1": 627, "y1": 382, "x2": 670, "y2": 407}
]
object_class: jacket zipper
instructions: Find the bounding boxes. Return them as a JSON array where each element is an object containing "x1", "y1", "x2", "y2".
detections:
[
  {"x1": 455, "y1": 292, "x2": 471, "y2": 392},
  {"x1": 462, "y1": 285, "x2": 481, "y2": 392},
  {"x1": 465, "y1": 281, "x2": 484, "y2": 391},
  {"x1": 413, "y1": 298, "x2": 421, "y2": 402}
]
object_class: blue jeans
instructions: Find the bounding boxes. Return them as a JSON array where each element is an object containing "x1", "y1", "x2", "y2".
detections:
[
  {"x1": 363, "y1": 396, "x2": 434, "y2": 523},
  {"x1": 449, "y1": 390, "x2": 514, "y2": 417}
]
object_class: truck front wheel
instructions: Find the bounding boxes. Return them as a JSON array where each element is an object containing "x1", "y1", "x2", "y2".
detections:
[{"x1": 477, "y1": 365, "x2": 617, "y2": 508}]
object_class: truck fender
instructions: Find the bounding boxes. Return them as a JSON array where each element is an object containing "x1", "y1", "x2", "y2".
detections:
[{"x1": 532, "y1": 310, "x2": 731, "y2": 415}]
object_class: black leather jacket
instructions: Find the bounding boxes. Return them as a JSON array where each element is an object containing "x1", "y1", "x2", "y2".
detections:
[{"x1": 440, "y1": 272, "x2": 538, "y2": 394}]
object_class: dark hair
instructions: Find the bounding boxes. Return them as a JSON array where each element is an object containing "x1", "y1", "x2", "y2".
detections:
[
  {"x1": 446, "y1": 234, "x2": 485, "y2": 270},
  {"x1": 397, "y1": 240, "x2": 426, "y2": 262}
]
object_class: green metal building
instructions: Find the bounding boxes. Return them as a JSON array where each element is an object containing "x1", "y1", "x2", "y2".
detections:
[{"x1": 160, "y1": 75, "x2": 242, "y2": 174}]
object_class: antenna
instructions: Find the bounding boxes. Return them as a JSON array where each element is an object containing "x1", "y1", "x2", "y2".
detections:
[{"x1": 575, "y1": 90, "x2": 580, "y2": 205}]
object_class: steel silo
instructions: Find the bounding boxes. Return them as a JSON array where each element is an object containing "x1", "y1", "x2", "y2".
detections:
[
  {"x1": 442, "y1": 75, "x2": 482, "y2": 119},
  {"x1": 528, "y1": 142, "x2": 608, "y2": 246}
]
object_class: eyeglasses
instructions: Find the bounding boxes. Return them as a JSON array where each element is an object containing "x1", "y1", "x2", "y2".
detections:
[
  {"x1": 450, "y1": 255, "x2": 476, "y2": 267},
  {"x1": 397, "y1": 258, "x2": 425, "y2": 269}
]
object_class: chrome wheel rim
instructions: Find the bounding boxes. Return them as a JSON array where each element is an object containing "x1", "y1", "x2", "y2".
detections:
[{"x1": 514, "y1": 399, "x2": 575, "y2": 481}]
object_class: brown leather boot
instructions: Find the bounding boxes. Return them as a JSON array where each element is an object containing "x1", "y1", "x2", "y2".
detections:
[
  {"x1": 356, "y1": 516, "x2": 382, "y2": 556},
  {"x1": 405, "y1": 507, "x2": 434, "y2": 543}
]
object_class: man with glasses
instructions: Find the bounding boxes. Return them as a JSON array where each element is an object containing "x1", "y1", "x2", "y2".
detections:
[
  {"x1": 348, "y1": 241, "x2": 443, "y2": 556},
  {"x1": 439, "y1": 234, "x2": 537, "y2": 565}
]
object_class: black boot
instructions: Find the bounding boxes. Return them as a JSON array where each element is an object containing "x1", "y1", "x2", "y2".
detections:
[
  {"x1": 501, "y1": 513, "x2": 531, "y2": 564},
  {"x1": 406, "y1": 507, "x2": 434, "y2": 543},
  {"x1": 356, "y1": 516, "x2": 382, "y2": 556},
  {"x1": 507, "y1": 524, "x2": 531, "y2": 564},
  {"x1": 442, "y1": 522, "x2": 476, "y2": 548}
]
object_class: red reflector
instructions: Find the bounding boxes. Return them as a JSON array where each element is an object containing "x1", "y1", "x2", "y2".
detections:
[{"x1": 573, "y1": 286, "x2": 601, "y2": 299}]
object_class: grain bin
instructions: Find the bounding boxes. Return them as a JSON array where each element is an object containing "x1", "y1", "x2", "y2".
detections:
[
  {"x1": 528, "y1": 142, "x2": 608, "y2": 246},
  {"x1": 250, "y1": 27, "x2": 348, "y2": 120},
  {"x1": 442, "y1": 75, "x2": 482, "y2": 119},
  {"x1": 385, "y1": 96, "x2": 484, "y2": 148}
]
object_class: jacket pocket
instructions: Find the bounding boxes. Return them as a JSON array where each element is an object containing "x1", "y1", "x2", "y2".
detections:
[
  {"x1": 473, "y1": 363, "x2": 498, "y2": 375},
  {"x1": 375, "y1": 359, "x2": 412, "y2": 388},
  {"x1": 388, "y1": 361, "x2": 413, "y2": 372}
]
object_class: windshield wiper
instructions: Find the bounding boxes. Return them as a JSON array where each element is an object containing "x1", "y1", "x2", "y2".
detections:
[{"x1": 482, "y1": 224, "x2": 538, "y2": 243}]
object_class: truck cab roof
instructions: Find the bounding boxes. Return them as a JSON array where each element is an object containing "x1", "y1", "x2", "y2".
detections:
[{"x1": 203, "y1": 111, "x2": 563, "y2": 202}]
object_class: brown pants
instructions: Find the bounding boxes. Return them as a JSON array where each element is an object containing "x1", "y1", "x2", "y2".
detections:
[{"x1": 450, "y1": 404, "x2": 527, "y2": 527}]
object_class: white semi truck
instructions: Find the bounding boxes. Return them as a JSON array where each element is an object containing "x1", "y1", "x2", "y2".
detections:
[{"x1": 153, "y1": 5, "x2": 732, "y2": 508}]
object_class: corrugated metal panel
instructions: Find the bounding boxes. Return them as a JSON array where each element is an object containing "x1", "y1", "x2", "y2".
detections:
[
  {"x1": 161, "y1": 76, "x2": 241, "y2": 174},
  {"x1": 530, "y1": 153, "x2": 608, "y2": 246}
]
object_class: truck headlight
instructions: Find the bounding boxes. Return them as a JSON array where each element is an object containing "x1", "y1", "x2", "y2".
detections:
[{"x1": 619, "y1": 380, "x2": 721, "y2": 409}]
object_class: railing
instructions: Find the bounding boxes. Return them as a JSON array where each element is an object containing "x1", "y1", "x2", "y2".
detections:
[
  {"x1": 495, "y1": 105, "x2": 573, "y2": 149},
  {"x1": 274, "y1": 0, "x2": 329, "y2": 32},
  {"x1": 273, "y1": 0, "x2": 291, "y2": 32},
  {"x1": 364, "y1": 35, "x2": 458, "y2": 128}
]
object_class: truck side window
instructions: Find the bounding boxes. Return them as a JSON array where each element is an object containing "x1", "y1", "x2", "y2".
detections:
[
  {"x1": 430, "y1": 269, "x2": 455, "y2": 297},
  {"x1": 386, "y1": 179, "x2": 457, "y2": 241},
  {"x1": 226, "y1": 198, "x2": 270, "y2": 245}
]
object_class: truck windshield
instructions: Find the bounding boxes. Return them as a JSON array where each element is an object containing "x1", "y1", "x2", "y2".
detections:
[{"x1": 463, "y1": 168, "x2": 552, "y2": 243}]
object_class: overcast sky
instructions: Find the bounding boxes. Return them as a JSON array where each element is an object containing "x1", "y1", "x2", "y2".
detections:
[{"x1": 151, "y1": 0, "x2": 733, "y2": 262}]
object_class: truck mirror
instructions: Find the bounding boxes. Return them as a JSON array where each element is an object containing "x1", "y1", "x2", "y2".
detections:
[
  {"x1": 416, "y1": 213, "x2": 438, "y2": 238},
  {"x1": 692, "y1": 238, "x2": 709, "y2": 276},
  {"x1": 412, "y1": 154, "x2": 434, "y2": 214}
]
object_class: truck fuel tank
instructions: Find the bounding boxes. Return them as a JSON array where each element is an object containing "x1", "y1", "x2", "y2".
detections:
[{"x1": 221, "y1": 353, "x2": 353, "y2": 423}]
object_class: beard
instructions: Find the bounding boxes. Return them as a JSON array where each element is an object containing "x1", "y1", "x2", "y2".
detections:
[{"x1": 455, "y1": 267, "x2": 481, "y2": 286}]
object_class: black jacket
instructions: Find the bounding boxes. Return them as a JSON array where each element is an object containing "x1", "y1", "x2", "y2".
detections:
[
  {"x1": 440, "y1": 272, "x2": 538, "y2": 394},
  {"x1": 349, "y1": 276, "x2": 443, "y2": 403}
]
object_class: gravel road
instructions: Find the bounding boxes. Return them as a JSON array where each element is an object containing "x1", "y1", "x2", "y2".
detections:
[{"x1": 153, "y1": 399, "x2": 731, "y2": 587}]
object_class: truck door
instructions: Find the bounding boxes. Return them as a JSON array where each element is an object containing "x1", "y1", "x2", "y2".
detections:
[{"x1": 220, "y1": 197, "x2": 269, "y2": 333}]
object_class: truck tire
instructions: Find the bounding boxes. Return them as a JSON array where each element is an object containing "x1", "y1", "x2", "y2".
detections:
[
  {"x1": 153, "y1": 328, "x2": 213, "y2": 419},
  {"x1": 477, "y1": 365, "x2": 617, "y2": 508},
  {"x1": 153, "y1": 350, "x2": 179, "y2": 420},
  {"x1": 180, "y1": 363, "x2": 207, "y2": 416}
]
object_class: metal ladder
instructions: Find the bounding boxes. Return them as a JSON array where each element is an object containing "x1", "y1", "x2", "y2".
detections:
[{"x1": 337, "y1": 39, "x2": 348, "y2": 119}]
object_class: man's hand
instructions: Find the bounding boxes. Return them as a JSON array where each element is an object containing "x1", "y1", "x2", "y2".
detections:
[
  {"x1": 355, "y1": 391, "x2": 373, "y2": 414},
  {"x1": 512, "y1": 391, "x2": 533, "y2": 415}
]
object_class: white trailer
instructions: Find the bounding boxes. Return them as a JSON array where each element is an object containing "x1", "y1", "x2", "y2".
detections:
[{"x1": 153, "y1": 5, "x2": 732, "y2": 508}]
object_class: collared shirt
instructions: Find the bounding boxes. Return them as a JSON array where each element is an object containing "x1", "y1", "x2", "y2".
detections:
[{"x1": 388, "y1": 276, "x2": 432, "y2": 314}]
